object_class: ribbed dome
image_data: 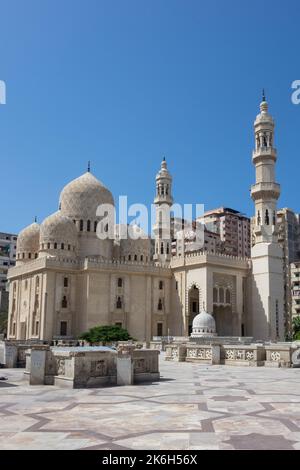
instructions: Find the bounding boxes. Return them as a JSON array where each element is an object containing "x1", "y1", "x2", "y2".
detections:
[
  {"x1": 59, "y1": 172, "x2": 114, "y2": 220},
  {"x1": 40, "y1": 211, "x2": 78, "y2": 250},
  {"x1": 191, "y1": 310, "x2": 217, "y2": 337},
  {"x1": 16, "y1": 222, "x2": 40, "y2": 257}
]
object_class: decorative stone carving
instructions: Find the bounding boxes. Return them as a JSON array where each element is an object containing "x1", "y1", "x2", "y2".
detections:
[
  {"x1": 246, "y1": 351, "x2": 254, "y2": 360},
  {"x1": 90, "y1": 360, "x2": 106, "y2": 377},
  {"x1": 225, "y1": 349, "x2": 234, "y2": 360},
  {"x1": 271, "y1": 351, "x2": 281, "y2": 361},
  {"x1": 57, "y1": 358, "x2": 65, "y2": 375}
]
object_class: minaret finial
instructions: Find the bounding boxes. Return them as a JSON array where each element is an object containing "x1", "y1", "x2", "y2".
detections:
[
  {"x1": 87, "y1": 160, "x2": 91, "y2": 172},
  {"x1": 163, "y1": 156, "x2": 166, "y2": 161},
  {"x1": 34, "y1": 215, "x2": 37, "y2": 223},
  {"x1": 262, "y1": 88, "x2": 266, "y2": 102}
]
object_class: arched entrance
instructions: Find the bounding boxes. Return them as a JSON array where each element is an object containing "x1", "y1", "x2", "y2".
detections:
[{"x1": 188, "y1": 284, "x2": 200, "y2": 335}]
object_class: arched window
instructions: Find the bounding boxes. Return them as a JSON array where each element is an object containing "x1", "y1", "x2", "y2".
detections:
[
  {"x1": 160, "y1": 242, "x2": 164, "y2": 254},
  {"x1": 35, "y1": 253, "x2": 38, "y2": 259},
  {"x1": 94, "y1": 221, "x2": 97, "y2": 232},
  {"x1": 128, "y1": 255, "x2": 131, "y2": 261},
  {"x1": 54, "y1": 242, "x2": 57, "y2": 249},
  {"x1": 29, "y1": 253, "x2": 31, "y2": 259},
  {"x1": 226, "y1": 289, "x2": 231, "y2": 304},
  {"x1": 265, "y1": 209, "x2": 269, "y2": 225},
  {"x1": 68, "y1": 244, "x2": 71, "y2": 251},
  {"x1": 158, "y1": 298, "x2": 163, "y2": 311},
  {"x1": 117, "y1": 278, "x2": 123, "y2": 288},
  {"x1": 273, "y1": 211, "x2": 276, "y2": 225},
  {"x1": 64, "y1": 277, "x2": 68, "y2": 288},
  {"x1": 166, "y1": 243, "x2": 169, "y2": 254},
  {"x1": 159, "y1": 280, "x2": 164, "y2": 290},
  {"x1": 134, "y1": 254, "x2": 137, "y2": 261},
  {"x1": 87, "y1": 220, "x2": 91, "y2": 232},
  {"x1": 116, "y1": 296, "x2": 122, "y2": 309},
  {"x1": 80, "y1": 220, "x2": 84, "y2": 231},
  {"x1": 219, "y1": 287, "x2": 224, "y2": 303},
  {"x1": 47, "y1": 243, "x2": 50, "y2": 249},
  {"x1": 140, "y1": 255, "x2": 143, "y2": 261},
  {"x1": 61, "y1": 243, "x2": 64, "y2": 250},
  {"x1": 213, "y1": 287, "x2": 218, "y2": 303},
  {"x1": 62, "y1": 296, "x2": 67, "y2": 308},
  {"x1": 257, "y1": 211, "x2": 261, "y2": 225}
]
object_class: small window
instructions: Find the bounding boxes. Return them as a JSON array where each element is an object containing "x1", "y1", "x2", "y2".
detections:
[
  {"x1": 159, "y1": 280, "x2": 164, "y2": 290},
  {"x1": 87, "y1": 220, "x2": 91, "y2": 232},
  {"x1": 68, "y1": 244, "x2": 71, "y2": 251},
  {"x1": 157, "y1": 322, "x2": 163, "y2": 336},
  {"x1": 29, "y1": 253, "x2": 31, "y2": 259},
  {"x1": 128, "y1": 255, "x2": 131, "y2": 261},
  {"x1": 115, "y1": 322, "x2": 122, "y2": 328},
  {"x1": 116, "y1": 296, "x2": 122, "y2": 309},
  {"x1": 64, "y1": 277, "x2": 68, "y2": 288},
  {"x1": 80, "y1": 220, "x2": 84, "y2": 231},
  {"x1": 62, "y1": 296, "x2": 68, "y2": 308},
  {"x1": 134, "y1": 254, "x2": 137, "y2": 261},
  {"x1": 94, "y1": 221, "x2": 97, "y2": 232},
  {"x1": 60, "y1": 321, "x2": 67, "y2": 336},
  {"x1": 117, "y1": 278, "x2": 123, "y2": 288},
  {"x1": 160, "y1": 243, "x2": 164, "y2": 254},
  {"x1": 61, "y1": 243, "x2": 64, "y2": 250},
  {"x1": 140, "y1": 255, "x2": 143, "y2": 261},
  {"x1": 175, "y1": 281, "x2": 178, "y2": 290},
  {"x1": 47, "y1": 243, "x2": 50, "y2": 249},
  {"x1": 158, "y1": 298, "x2": 163, "y2": 311},
  {"x1": 54, "y1": 242, "x2": 57, "y2": 249}
]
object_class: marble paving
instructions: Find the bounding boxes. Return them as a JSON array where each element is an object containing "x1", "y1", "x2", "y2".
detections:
[{"x1": 0, "y1": 354, "x2": 300, "y2": 450}]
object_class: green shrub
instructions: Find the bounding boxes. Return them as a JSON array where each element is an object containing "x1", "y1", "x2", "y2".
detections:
[
  {"x1": 79, "y1": 324, "x2": 133, "y2": 344},
  {"x1": 292, "y1": 316, "x2": 300, "y2": 340}
]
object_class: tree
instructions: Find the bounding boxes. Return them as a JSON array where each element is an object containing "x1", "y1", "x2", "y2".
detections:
[
  {"x1": 292, "y1": 316, "x2": 300, "y2": 340},
  {"x1": 79, "y1": 325, "x2": 133, "y2": 344}
]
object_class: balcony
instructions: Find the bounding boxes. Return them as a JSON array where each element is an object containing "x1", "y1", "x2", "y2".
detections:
[
  {"x1": 252, "y1": 147, "x2": 277, "y2": 163},
  {"x1": 250, "y1": 182, "x2": 280, "y2": 201}
]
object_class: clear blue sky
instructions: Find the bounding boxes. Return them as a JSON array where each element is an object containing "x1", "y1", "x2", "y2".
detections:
[{"x1": 1, "y1": 0, "x2": 299, "y2": 234}]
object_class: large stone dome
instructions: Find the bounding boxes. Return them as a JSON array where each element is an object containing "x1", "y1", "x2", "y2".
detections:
[
  {"x1": 59, "y1": 171, "x2": 114, "y2": 220},
  {"x1": 191, "y1": 310, "x2": 217, "y2": 337},
  {"x1": 40, "y1": 211, "x2": 78, "y2": 255},
  {"x1": 16, "y1": 222, "x2": 40, "y2": 262}
]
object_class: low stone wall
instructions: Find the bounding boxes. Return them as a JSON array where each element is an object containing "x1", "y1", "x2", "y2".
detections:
[
  {"x1": 165, "y1": 344, "x2": 187, "y2": 362},
  {"x1": 221, "y1": 344, "x2": 265, "y2": 366},
  {"x1": 186, "y1": 344, "x2": 220, "y2": 365},
  {"x1": 264, "y1": 344, "x2": 295, "y2": 368},
  {"x1": 1, "y1": 340, "x2": 44, "y2": 368},
  {"x1": 25, "y1": 344, "x2": 160, "y2": 388}
]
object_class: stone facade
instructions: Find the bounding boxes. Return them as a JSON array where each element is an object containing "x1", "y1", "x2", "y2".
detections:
[{"x1": 7, "y1": 97, "x2": 286, "y2": 345}]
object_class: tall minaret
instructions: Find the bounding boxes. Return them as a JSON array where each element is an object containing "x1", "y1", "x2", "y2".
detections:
[
  {"x1": 250, "y1": 93, "x2": 284, "y2": 341},
  {"x1": 153, "y1": 158, "x2": 173, "y2": 264},
  {"x1": 251, "y1": 91, "x2": 280, "y2": 243}
]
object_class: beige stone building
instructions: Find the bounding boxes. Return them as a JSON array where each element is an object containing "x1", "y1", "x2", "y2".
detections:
[{"x1": 7, "y1": 96, "x2": 286, "y2": 343}]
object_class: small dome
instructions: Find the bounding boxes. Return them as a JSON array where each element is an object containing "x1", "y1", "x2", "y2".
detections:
[
  {"x1": 40, "y1": 211, "x2": 78, "y2": 253},
  {"x1": 16, "y1": 222, "x2": 40, "y2": 260},
  {"x1": 191, "y1": 310, "x2": 217, "y2": 337},
  {"x1": 59, "y1": 172, "x2": 114, "y2": 220}
]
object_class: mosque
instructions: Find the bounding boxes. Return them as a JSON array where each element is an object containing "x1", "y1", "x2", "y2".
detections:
[{"x1": 7, "y1": 96, "x2": 285, "y2": 343}]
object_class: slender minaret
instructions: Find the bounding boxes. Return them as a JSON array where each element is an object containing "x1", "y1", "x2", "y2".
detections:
[
  {"x1": 153, "y1": 158, "x2": 173, "y2": 264},
  {"x1": 250, "y1": 92, "x2": 284, "y2": 341}
]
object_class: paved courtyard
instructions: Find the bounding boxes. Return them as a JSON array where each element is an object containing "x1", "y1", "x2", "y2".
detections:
[{"x1": 0, "y1": 355, "x2": 300, "y2": 450}]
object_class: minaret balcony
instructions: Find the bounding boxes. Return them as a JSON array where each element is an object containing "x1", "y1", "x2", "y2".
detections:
[
  {"x1": 250, "y1": 182, "x2": 280, "y2": 201},
  {"x1": 252, "y1": 147, "x2": 277, "y2": 163}
]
